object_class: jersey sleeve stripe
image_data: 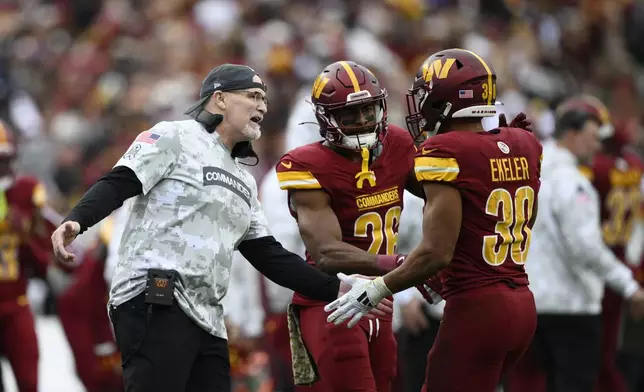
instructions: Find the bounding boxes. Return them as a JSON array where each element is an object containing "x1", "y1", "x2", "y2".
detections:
[
  {"x1": 277, "y1": 171, "x2": 321, "y2": 190},
  {"x1": 414, "y1": 157, "x2": 459, "y2": 182}
]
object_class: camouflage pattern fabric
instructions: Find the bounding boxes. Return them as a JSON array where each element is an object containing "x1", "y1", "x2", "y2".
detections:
[
  {"x1": 286, "y1": 304, "x2": 319, "y2": 385},
  {"x1": 108, "y1": 119, "x2": 270, "y2": 339}
]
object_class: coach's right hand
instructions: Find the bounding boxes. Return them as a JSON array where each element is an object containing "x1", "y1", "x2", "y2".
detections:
[{"x1": 51, "y1": 221, "x2": 81, "y2": 263}]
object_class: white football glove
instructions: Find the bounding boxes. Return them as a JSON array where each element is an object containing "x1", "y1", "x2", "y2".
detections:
[
  {"x1": 324, "y1": 273, "x2": 393, "y2": 327},
  {"x1": 415, "y1": 283, "x2": 444, "y2": 305}
]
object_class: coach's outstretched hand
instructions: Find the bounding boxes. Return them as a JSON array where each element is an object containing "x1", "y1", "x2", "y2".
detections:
[
  {"x1": 329, "y1": 273, "x2": 393, "y2": 327},
  {"x1": 51, "y1": 221, "x2": 81, "y2": 263}
]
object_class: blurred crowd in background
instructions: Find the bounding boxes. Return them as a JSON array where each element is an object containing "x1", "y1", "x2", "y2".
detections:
[
  {"x1": 2, "y1": 0, "x2": 644, "y2": 213},
  {"x1": 2, "y1": 0, "x2": 644, "y2": 391}
]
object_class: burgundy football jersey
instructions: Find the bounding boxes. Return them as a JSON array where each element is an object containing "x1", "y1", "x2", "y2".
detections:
[
  {"x1": 588, "y1": 150, "x2": 643, "y2": 260},
  {"x1": 415, "y1": 127, "x2": 542, "y2": 298},
  {"x1": 276, "y1": 125, "x2": 415, "y2": 309},
  {"x1": 0, "y1": 176, "x2": 51, "y2": 303}
]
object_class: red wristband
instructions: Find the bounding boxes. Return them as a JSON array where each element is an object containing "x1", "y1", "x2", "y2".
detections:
[{"x1": 376, "y1": 254, "x2": 406, "y2": 273}]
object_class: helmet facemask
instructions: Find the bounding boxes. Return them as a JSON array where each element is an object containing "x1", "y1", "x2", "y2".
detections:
[
  {"x1": 406, "y1": 85, "x2": 453, "y2": 144},
  {"x1": 406, "y1": 76, "x2": 497, "y2": 144},
  {"x1": 315, "y1": 93, "x2": 387, "y2": 151}
]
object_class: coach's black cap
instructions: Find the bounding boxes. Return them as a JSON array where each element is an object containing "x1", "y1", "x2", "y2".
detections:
[{"x1": 184, "y1": 64, "x2": 267, "y2": 115}]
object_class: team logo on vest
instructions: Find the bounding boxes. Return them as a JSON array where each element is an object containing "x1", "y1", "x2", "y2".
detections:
[{"x1": 203, "y1": 167, "x2": 251, "y2": 207}]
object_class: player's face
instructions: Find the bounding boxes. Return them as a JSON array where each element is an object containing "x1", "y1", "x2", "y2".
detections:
[
  {"x1": 223, "y1": 87, "x2": 267, "y2": 141},
  {"x1": 574, "y1": 119, "x2": 602, "y2": 163},
  {"x1": 332, "y1": 103, "x2": 379, "y2": 135}
]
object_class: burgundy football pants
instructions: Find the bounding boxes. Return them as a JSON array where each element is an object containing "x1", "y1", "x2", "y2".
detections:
[
  {"x1": 0, "y1": 299, "x2": 38, "y2": 392},
  {"x1": 295, "y1": 305, "x2": 397, "y2": 392},
  {"x1": 422, "y1": 284, "x2": 536, "y2": 392}
]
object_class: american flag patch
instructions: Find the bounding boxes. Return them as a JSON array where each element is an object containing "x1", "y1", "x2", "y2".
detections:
[
  {"x1": 135, "y1": 131, "x2": 162, "y2": 144},
  {"x1": 459, "y1": 90, "x2": 474, "y2": 99}
]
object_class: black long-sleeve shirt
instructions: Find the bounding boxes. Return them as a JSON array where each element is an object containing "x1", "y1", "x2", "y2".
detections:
[{"x1": 64, "y1": 166, "x2": 340, "y2": 302}]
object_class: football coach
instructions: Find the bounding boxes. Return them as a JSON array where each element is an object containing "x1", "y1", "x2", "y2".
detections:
[{"x1": 50, "y1": 64, "x2": 391, "y2": 392}]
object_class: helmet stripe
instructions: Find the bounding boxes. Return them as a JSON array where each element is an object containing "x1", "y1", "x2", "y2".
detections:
[
  {"x1": 312, "y1": 74, "x2": 330, "y2": 99},
  {"x1": 459, "y1": 49, "x2": 494, "y2": 106},
  {"x1": 339, "y1": 61, "x2": 361, "y2": 93}
]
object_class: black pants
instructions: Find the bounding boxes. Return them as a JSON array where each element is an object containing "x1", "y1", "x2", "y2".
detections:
[
  {"x1": 533, "y1": 314, "x2": 602, "y2": 392},
  {"x1": 110, "y1": 293, "x2": 231, "y2": 392},
  {"x1": 617, "y1": 309, "x2": 644, "y2": 392}
]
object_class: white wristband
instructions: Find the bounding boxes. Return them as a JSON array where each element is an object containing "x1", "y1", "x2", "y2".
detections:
[{"x1": 366, "y1": 276, "x2": 393, "y2": 305}]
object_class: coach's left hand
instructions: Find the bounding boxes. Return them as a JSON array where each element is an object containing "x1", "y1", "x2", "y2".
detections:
[{"x1": 51, "y1": 221, "x2": 81, "y2": 263}]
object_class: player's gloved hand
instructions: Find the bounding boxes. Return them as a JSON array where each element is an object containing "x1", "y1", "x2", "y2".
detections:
[
  {"x1": 414, "y1": 271, "x2": 445, "y2": 304},
  {"x1": 415, "y1": 280, "x2": 444, "y2": 305},
  {"x1": 416, "y1": 272, "x2": 443, "y2": 305},
  {"x1": 327, "y1": 273, "x2": 393, "y2": 327},
  {"x1": 499, "y1": 112, "x2": 532, "y2": 133},
  {"x1": 336, "y1": 273, "x2": 394, "y2": 319}
]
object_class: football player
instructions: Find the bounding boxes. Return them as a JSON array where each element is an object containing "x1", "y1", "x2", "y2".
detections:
[
  {"x1": 275, "y1": 60, "x2": 425, "y2": 392},
  {"x1": 0, "y1": 120, "x2": 56, "y2": 392},
  {"x1": 325, "y1": 49, "x2": 543, "y2": 392},
  {"x1": 567, "y1": 96, "x2": 644, "y2": 392}
]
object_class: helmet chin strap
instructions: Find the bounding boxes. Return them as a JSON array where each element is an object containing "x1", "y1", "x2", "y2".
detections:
[
  {"x1": 330, "y1": 107, "x2": 383, "y2": 151},
  {"x1": 424, "y1": 102, "x2": 453, "y2": 138},
  {"x1": 325, "y1": 113, "x2": 381, "y2": 189},
  {"x1": 342, "y1": 132, "x2": 379, "y2": 150}
]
